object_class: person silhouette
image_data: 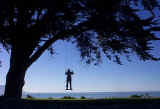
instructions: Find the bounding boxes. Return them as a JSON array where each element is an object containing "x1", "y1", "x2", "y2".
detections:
[{"x1": 65, "y1": 69, "x2": 74, "y2": 90}]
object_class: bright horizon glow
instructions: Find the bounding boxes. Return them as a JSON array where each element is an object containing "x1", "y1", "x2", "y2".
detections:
[{"x1": 0, "y1": 40, "x2": 160, "y2": 93}]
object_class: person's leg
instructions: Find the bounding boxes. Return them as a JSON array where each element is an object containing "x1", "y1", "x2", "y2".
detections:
[
  {"x1": 69, "y1": 80, "x2": 72, "y2": 90},
  {"x1": 66, "y1": 80, "x2": 69, "y2": 90}
]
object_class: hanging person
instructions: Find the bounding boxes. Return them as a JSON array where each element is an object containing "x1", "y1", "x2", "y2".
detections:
[{"x1": 65, "y1": 69, "x2": 74, "y2": 90}]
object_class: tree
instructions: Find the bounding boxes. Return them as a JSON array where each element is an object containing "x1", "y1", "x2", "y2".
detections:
[{"x1": 0, "y1": 0, "x2": 160, "y2": 98}]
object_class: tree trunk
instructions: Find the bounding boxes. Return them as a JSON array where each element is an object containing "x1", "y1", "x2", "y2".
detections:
[
  {"x1": 4, "y1": 68, "x2": 26, "y2": 98},
  {"x1": 4, "y1": 47, "x2": 28, "y2": 99}
]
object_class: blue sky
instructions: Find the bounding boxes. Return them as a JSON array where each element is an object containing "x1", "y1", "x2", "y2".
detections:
[{"x1": 0, "y1": 40, "x2": 160, "y2": 93}]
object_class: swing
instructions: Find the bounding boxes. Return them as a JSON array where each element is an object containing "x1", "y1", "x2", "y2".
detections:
[{"x1": 64, "y1": 42, "x2": 74, "y2": 91}]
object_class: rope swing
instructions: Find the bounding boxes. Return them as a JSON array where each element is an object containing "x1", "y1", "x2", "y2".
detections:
[{"x1": 64, "y1": 42, "x2": 75, "y2": 90}]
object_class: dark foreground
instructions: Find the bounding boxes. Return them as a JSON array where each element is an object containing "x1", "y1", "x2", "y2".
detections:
[{"x1": 0, "y1": 98, "x2": 160, "y2": 109}]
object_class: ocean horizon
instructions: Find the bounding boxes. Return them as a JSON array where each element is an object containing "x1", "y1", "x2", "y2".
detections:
[{"x1": 23, "y1": 91, "x2": 160, "y2": 98}]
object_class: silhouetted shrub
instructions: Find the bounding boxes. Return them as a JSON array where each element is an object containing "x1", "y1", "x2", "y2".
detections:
[
  {"x1": 130, "y1": 94, "x2": 143, "y2": 98},
  {"x1": 26, "y1": 94, "x2": 35, "y2": 99},
  {"x1": 62, "y1": 96, "x2": 76, "y2": 99},
  {"x1": 80, "y1": 96, "x2": 86, "y2": 99},
  {"x1": 48, "y1": 97, "x2": 53, "y2": 99}
]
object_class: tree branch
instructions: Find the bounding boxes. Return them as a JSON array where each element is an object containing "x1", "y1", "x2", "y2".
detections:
[
  {"x1": 27, "y1": 34, "x2": 61, "y2": 67},
  {"x1": 27, "y1": 21, "x2": 91, "y2": 67}
]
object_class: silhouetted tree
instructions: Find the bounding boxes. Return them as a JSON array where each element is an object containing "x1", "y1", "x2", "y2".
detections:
[{"x1": 0, "y1": 0, "x2": 160, "y2": 98}]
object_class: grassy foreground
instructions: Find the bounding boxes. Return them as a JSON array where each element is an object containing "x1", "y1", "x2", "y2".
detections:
[{"x1": 0, "y1": 97, "x2": 160, "y2": 109}]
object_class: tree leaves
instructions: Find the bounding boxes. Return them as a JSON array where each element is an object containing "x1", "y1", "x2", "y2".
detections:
[{"x1": 0, "y1": 0, "x2": 160, "y2": 66}]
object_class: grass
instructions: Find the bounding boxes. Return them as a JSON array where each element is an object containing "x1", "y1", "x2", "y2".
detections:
[
  {"x1": 24, "y1": 93, "x2": 160, "y2": 101},
  {"x1": 21, "y1": 97, "x2": 160, "y2": 108},
  {"x1": 2, "y1": 95, "x2": 160, "y2": 103},
  {"x1": 24, "y1": 95, "x2": 160, "y2": 101},
  {"x1": 1, "y1": 96, "x2": 160, "y2": 109},
  {"x1": 23, "y1": 95, "x2": 160, "y2": 106}
]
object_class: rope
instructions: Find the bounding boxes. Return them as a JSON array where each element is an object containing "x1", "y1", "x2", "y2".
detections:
[{"x1": 64, "y1": 41, "x2": 69, "y2": 70}]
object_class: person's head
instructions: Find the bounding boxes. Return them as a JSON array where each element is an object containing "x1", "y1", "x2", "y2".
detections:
[{"x1": 68, "y1": 69, "x2": 71, "y2": 72}]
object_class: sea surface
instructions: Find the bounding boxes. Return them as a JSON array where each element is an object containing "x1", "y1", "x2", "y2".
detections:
[{"x1": 23, "y1": 91, "x2": 160, "y2": 98}]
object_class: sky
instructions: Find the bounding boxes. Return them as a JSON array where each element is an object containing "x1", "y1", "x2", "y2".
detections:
[
  {"x1": 0, "y1": 40, "x2": 160, "y2": 93},
  {"x1": 0, "y1": 3, "x2": 160, "y2": 93}
]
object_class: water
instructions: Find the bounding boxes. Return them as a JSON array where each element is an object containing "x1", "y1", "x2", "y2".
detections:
[{"x1": 23, "y1": 91, "x2": 160, "y2": 99}]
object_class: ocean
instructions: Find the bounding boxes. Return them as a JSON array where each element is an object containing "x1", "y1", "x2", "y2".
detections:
[{"x1": 23, "y1": 91, "x2": 160, "y2": 99}]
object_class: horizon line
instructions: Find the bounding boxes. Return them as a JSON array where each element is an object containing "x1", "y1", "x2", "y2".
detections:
[{"x1": 24, "y1": 90, "x2": 160, "y2": 94}]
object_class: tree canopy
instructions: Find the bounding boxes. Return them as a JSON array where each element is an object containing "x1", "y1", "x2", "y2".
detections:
[
  {"x1": 0, "y1": 0, "x2": 160, "y2": 66},
  {"x1": 0, "y1": 0, "x2": 160, "y2": 98}
]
